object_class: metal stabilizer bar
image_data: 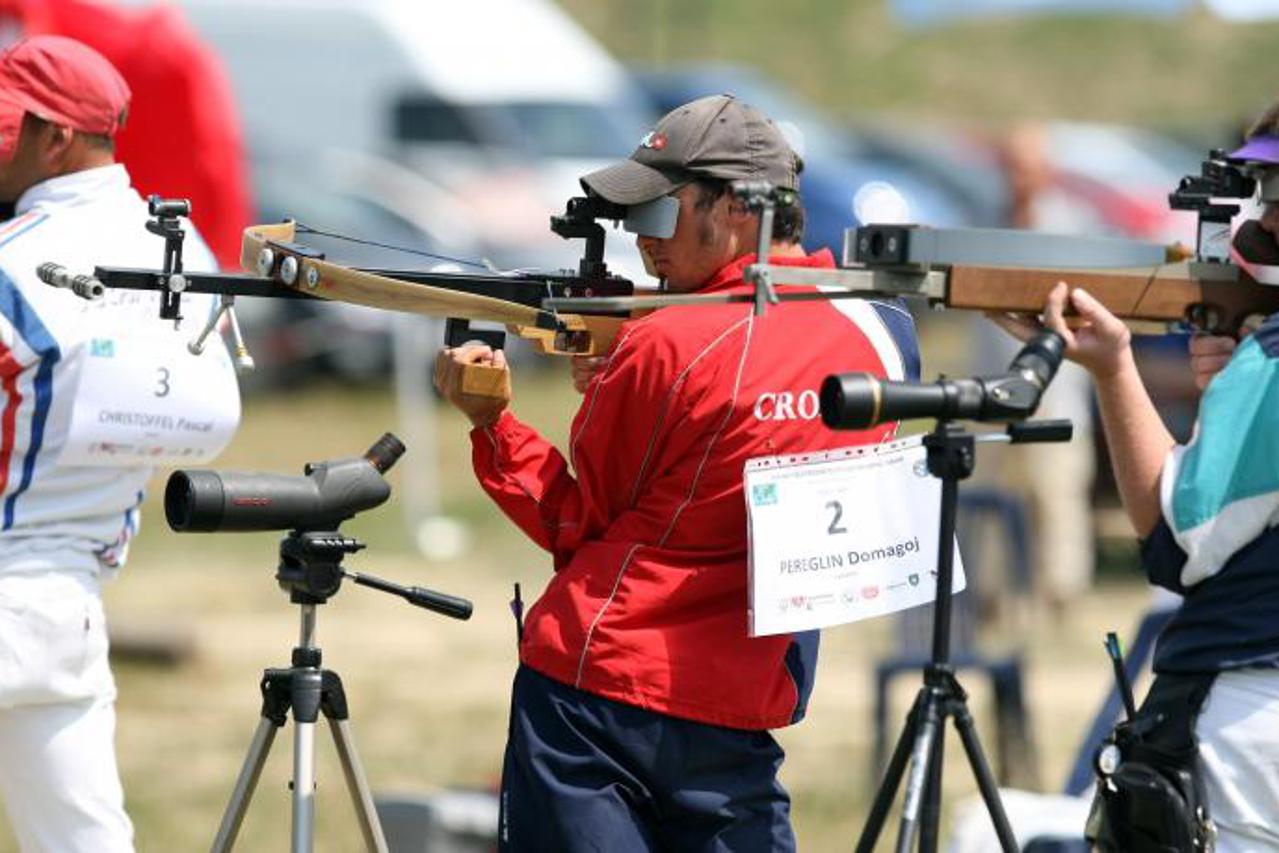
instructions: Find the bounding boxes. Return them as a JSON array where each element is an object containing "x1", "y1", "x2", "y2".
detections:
[{"x1": 846, "y1": 224, "x2": 1175, "y2": 270}]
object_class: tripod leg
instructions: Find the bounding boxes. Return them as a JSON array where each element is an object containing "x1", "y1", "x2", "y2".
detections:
[
  {"x1": 329, "y1": 718, "x2": 390, "y2": 853},
  {"x1": 951, "y1": 700, "x2": 1019, "y2": 853},
  {"x1": 292, "y1": 720, "x2": 317, "y2": 853},
  {"x1": 894, "y1": 690, "x2": 943, "y2": 853},
  {"x1": 856, "y1": 691, "x2": 922, "y2": 853},
  {"x1": 212, "y1": 718, "x2": 280, "y2": 853},
  {"x1": 919, "y1": 716, "x2": 946, "y2": 853}
]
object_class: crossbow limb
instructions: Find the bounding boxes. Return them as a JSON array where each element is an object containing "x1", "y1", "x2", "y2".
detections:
[
  {"x1": 241, "y1": 221, "x2": 625, "y2": 352},
  {"x1": 240, "y1": 221, "x2": 632, "y2": 397}
]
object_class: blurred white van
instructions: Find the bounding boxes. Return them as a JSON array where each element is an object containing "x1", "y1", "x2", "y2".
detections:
[{"x1": 159, "y1": 0, "x2": 654, "y2": 274}]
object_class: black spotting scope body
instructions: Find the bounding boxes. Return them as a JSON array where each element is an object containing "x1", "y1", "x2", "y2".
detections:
[
  {"x1": 165, "y1": 433, "x2": 405, "y2": 532},
  {"x1": 821, "y1": 331, "x2": 1065, "y2": 430}
]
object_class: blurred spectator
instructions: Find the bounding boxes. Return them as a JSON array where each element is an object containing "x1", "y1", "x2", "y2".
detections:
[
  {"x1": 977, "y1": 122, "x2": 1098, "y2": 614},
  {"x1": 0, "y1": 0, "x2": 251, "y2": 268},
  {"x1": 1003, "y1": 123, "x2": 1096, "y2": 232}
]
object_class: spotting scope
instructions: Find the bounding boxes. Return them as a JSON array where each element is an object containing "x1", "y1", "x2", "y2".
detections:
[
  {"x1": 821, "y1": 331, "x2": 1065, "y2": 430},
  {"x1": 165, "y1": 433, "x2": 405, "y2": 532}
]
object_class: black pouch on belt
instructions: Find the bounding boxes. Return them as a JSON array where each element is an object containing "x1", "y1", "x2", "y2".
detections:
[{"x1": 1085, "y1": 671, "x2": 1217, "y2": 853}]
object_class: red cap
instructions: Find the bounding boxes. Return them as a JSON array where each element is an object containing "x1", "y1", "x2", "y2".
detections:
[{"x1": 0, "y1": 35, "x2": 130, "y2": 159}]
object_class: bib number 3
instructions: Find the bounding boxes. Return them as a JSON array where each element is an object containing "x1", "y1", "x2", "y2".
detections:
[{"x1": 154, "y1": 366, "x2": 171, "y2": 398}]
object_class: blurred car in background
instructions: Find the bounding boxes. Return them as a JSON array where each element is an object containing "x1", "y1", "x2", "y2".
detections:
[
  {"x1": 386, "y1": 25, "x2": 655, "y2": 279},
  {"x1": 1023, "y1": 121, "x2": 1203, "y2": 244},
  {"x1": 847, "y1": 120, "x2": 1010, "y2": 228},
  {"x1": 632, "y1": 62, "x2": 1004, "y2": 254},
  {"x1": 233, "y1": 147, "x2": 457, "y2": 391}
]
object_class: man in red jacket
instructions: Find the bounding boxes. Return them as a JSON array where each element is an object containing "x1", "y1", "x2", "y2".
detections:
[{"x1": 436, "y1": 95, "x2": 919, "y2": 852}]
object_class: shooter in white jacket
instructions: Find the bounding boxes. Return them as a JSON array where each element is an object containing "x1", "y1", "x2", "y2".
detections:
[{"x1": 0, "y1": 36, "x2": 240, "y2": 852}]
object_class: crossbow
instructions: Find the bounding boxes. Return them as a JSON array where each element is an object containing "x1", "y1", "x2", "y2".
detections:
[{"x1": 41, "y1": 158, "x2": 1279, "y2": 399}]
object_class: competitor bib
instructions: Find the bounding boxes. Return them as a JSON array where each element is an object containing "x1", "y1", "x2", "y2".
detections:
[
  {"x1": 745, "y1": 435, "x2": 965, "y2": 636},
  {"x1": 58, "y1": 329, "x2": 240, "y2": 467}
]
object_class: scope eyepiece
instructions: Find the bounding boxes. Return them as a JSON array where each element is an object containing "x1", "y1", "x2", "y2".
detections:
[
  {"x1": 1169, "y1": 155, "x2": 1257, "y2": 212},
  {"x1": 563, "y1": 195, "x2": 628, "y2": 223},
  {"x1": 364, "y1": 432, "x2": 406, "y2": 474}
]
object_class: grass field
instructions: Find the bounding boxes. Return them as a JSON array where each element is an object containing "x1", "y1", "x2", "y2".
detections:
[
  {"x1": 0, "y1": 359, "x2": 1157, "y2": 851},
  {"x1": 559, "y1": 0, "x2": 1279, "y2": 132}
]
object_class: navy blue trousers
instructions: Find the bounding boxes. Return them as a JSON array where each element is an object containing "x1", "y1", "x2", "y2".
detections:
[{"x1": 498, "y1": 666, "x2": 797, "y2": 852}]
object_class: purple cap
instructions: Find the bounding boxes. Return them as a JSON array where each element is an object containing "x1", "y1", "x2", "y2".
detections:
[{"x1": 1229, "y1": 134, "x2": 1279, "y2": 165}]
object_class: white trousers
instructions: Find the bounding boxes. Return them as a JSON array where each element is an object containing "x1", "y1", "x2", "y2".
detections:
[
  {"x1": 0, "y1": 571, "x2": 134, "y2": 852},
  {"x1": 1197, "y1": 667, "x2": 1279, "y2": 853}
]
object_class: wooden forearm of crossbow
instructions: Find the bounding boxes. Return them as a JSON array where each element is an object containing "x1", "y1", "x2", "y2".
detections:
[
  {"x1": 946, "y1": 262, "x2": 1279, "y2": 335},
  {"x1": 508, "y1": 313, "x2": 626, "y2": 357}
]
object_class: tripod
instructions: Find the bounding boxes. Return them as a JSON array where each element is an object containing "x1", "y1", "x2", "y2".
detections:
[
  {"x1": 856, "y1": 419, "x2": 1069, "y2": 853},
  {"x1": 212, "y1": 530, "x2": 472, "y2": 853}
]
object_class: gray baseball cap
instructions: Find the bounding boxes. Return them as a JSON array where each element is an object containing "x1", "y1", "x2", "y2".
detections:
[{"x1": 581, "y1": 94, "x2": 801, "y2": 205}]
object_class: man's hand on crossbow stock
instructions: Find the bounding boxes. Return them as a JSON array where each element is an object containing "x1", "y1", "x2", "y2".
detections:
[
  {"x1": 987, "y1": 281, "x2": 1134, "y2": 382},
  {"x1": 434, "y1": 344, "x2": 512, "y2": 429}
]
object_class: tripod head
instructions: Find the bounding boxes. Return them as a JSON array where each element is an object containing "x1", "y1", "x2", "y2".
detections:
[
  {"x1": 276, "y1": 531, "x2": 363, "y2": 605},
  {"x1": 272, "y1": 528, "x2": 472, "y2": 619}
]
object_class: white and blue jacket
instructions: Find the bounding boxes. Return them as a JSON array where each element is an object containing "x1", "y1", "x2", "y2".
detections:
[
  {"x1": 0, "y1": 165, "x2": 224, "y2": 576},
  {"x1": 1142, "y1": 314, "x2": 1279, "y2": 673}
]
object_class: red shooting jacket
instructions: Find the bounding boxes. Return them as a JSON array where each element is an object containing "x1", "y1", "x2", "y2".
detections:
[{"x1": 472, "y1": 250, "x2": 920, "y2": 730}]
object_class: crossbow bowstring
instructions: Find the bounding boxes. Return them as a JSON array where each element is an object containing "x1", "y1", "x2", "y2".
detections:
[
  {"x1": 291, "y1": 222, "x2": 600, "y2": 329},
  {"x1": 292, "y1": 222, "x2": 501, "y2": 273}
]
